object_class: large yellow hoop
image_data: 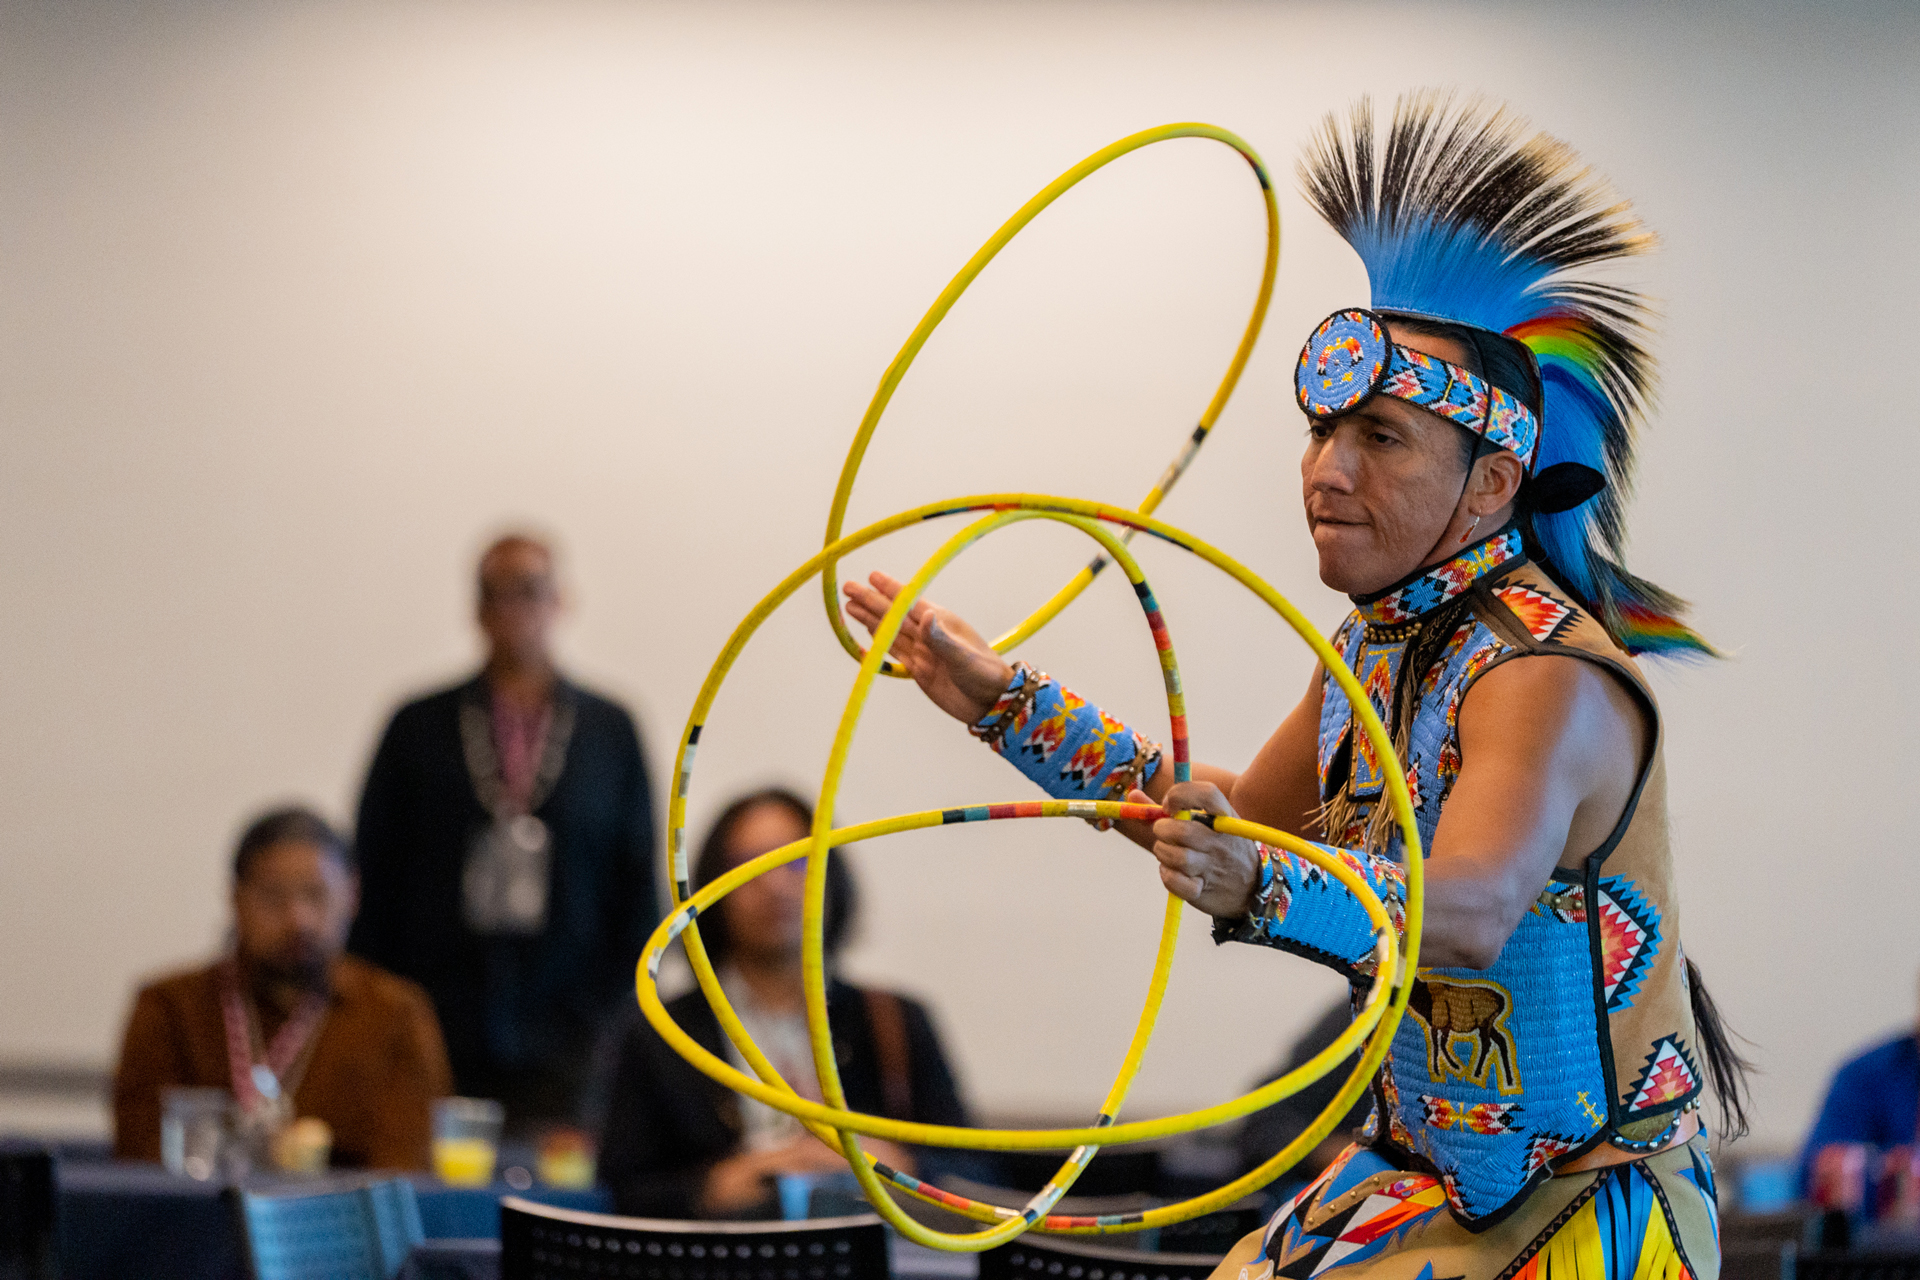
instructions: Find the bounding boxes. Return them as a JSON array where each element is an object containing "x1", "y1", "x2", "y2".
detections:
[
  {"x1": 642, "y1": 124, "x2": 1420, "y2": 1254},
  {"x1": 645, "y1": 499, "x2": 1423, "y2": 1250},
  {"x1": 818, "y1": 122, "x2": 1280, "y2": 677}
]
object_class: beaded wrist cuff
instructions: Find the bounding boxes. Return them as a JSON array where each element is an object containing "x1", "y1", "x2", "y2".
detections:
[
  {"x1": 971, "y1": 662, "x2": 1161, "y2": 824},
  {"x1": 969, "y1": 661, "x2": 1040, "y2": 746},
  {"x1": 1214, "y1": 842, "x2": 1407, "y2": 978}
]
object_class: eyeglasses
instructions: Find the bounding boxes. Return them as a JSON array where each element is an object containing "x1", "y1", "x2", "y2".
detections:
[{"x1": 480, "y1": 579, "x2": 556, "y2": 607}]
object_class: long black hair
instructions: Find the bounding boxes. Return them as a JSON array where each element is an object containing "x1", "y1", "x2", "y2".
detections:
[
  {"x1": 1686, "y1": 958, "x2": 1755, "y2": 1143},
  {"x1": 690, "y1": 788, "x2": 858, "y2": 967}
]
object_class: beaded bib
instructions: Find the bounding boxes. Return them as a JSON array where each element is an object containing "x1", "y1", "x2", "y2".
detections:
[{"x1": 1318, "y1": 538, "x2": 1701, "y2": 1227}]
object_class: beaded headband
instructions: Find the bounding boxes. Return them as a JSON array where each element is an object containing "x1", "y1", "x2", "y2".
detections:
[{"x1": 1295, "y1": 308, "x2": 1540, "y2": 469}]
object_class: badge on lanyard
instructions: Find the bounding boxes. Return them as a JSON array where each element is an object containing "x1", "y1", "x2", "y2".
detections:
[{"x1": 463, "y1": 814, "x2": 553, "y2": 934}]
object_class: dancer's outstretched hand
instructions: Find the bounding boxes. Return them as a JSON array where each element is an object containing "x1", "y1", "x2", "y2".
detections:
[
  {"x1": 842, "y1": 571, "x2": 1014, "y2": 725},
  {"x1": 1137, "y1": 782, "x2": 1261, "y2": 920}
]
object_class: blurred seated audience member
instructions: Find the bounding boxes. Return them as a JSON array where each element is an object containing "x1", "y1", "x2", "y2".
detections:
[
  {"x1": 350, "y1": 533, "x2": 657, "y2": 1133},
  {"x1": 599, "y1": 788, "x2": 972, "y2": 1219},
  {"x1": 1799, "y1": 972, "x2": 1920, "y2": 1202},
  {"x1": 1236, "y1": 997, "x2": 1372, "y2": 1205},
  {"x1": 113, "y1": 808, "x2": 452, "y2": 1170}
]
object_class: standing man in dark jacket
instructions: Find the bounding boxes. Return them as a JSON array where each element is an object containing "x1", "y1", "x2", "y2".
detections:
[{"x1": 350, "y1": 533, "x2": 657, "y2": 1131}]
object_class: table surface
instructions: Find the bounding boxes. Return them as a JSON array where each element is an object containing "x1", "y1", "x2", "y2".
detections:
[
  {"x1": 54, "y1": 1159, "x2": 610, "y2": 1280},
  {"x1": 58, "y1": 1161, "x2": 1185, "y2": 1280}
]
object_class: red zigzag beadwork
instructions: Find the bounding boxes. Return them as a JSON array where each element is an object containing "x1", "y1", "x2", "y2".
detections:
[
  {"x1": 1624, "y1": 1036, "x2": 1700, "y2": 1114},
  {"x1": 1595, "y1": 877, "x2": 1660, "y2": 1012}
]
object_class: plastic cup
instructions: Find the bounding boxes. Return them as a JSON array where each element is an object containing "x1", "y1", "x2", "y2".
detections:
[
  {"x1": 431, "y1": 1097, "x2": 504, "y2": 1187},
  {"x1": 161, "y1": 1087, "x2": 235, "y2": 1181},
  {"x1": 535, "y1": 1128, "x2": 596, "y2": 1190}
]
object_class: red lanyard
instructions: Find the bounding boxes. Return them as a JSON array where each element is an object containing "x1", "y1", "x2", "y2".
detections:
[{"x1": 217, "y1": 957, "x2": 327, "y2": 1113}]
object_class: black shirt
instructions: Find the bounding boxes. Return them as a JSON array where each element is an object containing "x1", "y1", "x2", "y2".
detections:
[
  {"x1": 600, "y1": 979, "x2": 975, "y2": 1219},
  {"x1": 348, "y1": 674, "x2": 656, "y2": 1123}
]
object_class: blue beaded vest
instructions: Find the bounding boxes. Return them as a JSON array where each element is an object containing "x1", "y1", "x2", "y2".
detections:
[{"x1": 1318, "y1": 529, "x2": 1702, "y2": 1228}]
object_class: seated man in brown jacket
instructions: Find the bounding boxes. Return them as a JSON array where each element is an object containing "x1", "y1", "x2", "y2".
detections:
[{"x1": 114, "y1": 807, "x2": 453, "y2": 1170}]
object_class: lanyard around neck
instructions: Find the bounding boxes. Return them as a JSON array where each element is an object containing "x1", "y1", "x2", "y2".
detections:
[{"x1": 217, "y1": 957, "x2": 327, "y2": 1113}]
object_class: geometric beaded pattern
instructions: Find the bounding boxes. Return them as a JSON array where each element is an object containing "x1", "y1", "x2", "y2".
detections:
[
  {"x1": 1234, "y1": 841, "x2": 1408, "y2": 976},
  {"x1": 1297, "y1": 309, "x2": 1393, "y2": 417},
  {"x1": 1622, "y1": 1036, "x2": 1702, "y2": 1116},
  {"x1": 1379, "y1": 346, "x2": 1539, "y2": 468},
  {"x1": 1358, "y1": 531, "x2": 1524, "y2": 626},
  {"x1": 1257, "y1": 1146, "x2": 1452, "y2": 1279},
  {"x1": 1317, "y1": 564, "x2": 1623, "y2": 1223},
  {"x1": 1294, "y1": 308, "x2": 1541, "y2": 468},
  {"x1": 1492, "y1": 583, "x2": 1577, "y2": 643},
  {"x1": 973, "y1": 663, "x2": 1161, "y2": 808},
  {"x1": 1241, "y1": 554, "x2": 1700, "y2": 1226},
  {"x1": 1595, "y1": 877, "x2": 1662, "y2": 1012},
  {"x1": 1256, "y1": 1140, "x2": 1706, "y2": 1280},
  {"x1": 1348, "y1": 641, "x2": 1406, "y2": 799}
]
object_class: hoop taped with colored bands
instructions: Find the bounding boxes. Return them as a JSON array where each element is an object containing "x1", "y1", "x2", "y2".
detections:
[
  {"x1": 643, "y1": 127, "x2": 1423, "y2": 1254},
  {"x1": 645, "y1": 502, "x2": 1425, "y2": 1250},
  {"x1": 819, "y1": 122, "x2": 1281, "y2": 678}
]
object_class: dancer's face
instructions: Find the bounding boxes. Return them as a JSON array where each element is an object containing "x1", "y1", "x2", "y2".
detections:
[
  {"x1": 1300, "y1": 328, "x2": 1485, "y2": 596},
  {"x1": 720, "y1": 802, "x2": 812, "y2": 966}
]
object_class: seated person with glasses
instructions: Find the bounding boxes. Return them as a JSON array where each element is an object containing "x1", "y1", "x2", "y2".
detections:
[
  {"x1": 599, "y1": 788, "x2": 974, "y2": 1219},
  {"x1": 113, "y1": 807, "x2": 453, "y2": 1170}
]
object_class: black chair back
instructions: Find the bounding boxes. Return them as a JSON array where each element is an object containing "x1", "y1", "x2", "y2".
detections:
[
  {"x1": 978, "y1": 1233, "x2": 1225, "y2": 1280},
  {"x1": 0, "y1": 1147, "x2": 56, "y2": 1280},
  {"x1": 1720, "y1": 1240, "x2": 1793, "y2": 1280},
  {"x1": 1795, "y1": 1251, "x2": 1920, "y2": 1280},
  {"x1": 1152, "y1": 1198, "x2": 1264, "y2": 1257},
  {"x1": 500, "y1": 1197, "x2": 891, "y2": 1280},
  {"x1": 994, "y1": 1149, "x2": 1161, "y2": 1199}
]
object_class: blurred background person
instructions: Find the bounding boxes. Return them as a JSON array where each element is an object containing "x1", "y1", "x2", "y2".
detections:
[
  {"x1": 350, "y1": 532, "x2": 658, "y2": 1134},
  {"x1": 1799, "y1": 969, "x2": 1920, "y2": 1206},
  {"x1": 113, "y1": 807, "x2": 450, "y2": 1170},
  {"x1": 598, "y1": 788, "x2": 973, "y2": 1219}
]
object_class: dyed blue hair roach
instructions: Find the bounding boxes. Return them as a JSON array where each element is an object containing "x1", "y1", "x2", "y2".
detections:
[{"x1": 1299, "y1": 93, "x2": 1712, "y2": 659}]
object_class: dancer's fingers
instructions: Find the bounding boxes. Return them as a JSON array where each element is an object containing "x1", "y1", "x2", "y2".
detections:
[
  {"x1": 1150, "y1": 835, "x2": 1206, "y2": 877},
  {"x1": 1158, "y1": 861, "x2": 1203, "y2": 903},
  {"x1": 1160, "y1": 780, "x2": 1235, "y2": 818},
  {"x1": 841, "y1": 579, "x2": 885, "y2": 623},
  {"x1": 843, "y1": 578, "x2": 918, "y2": 646}
]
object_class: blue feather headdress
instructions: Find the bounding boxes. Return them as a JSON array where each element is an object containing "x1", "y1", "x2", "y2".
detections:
[{"x1": 1299, "y1": 93, "x2": 1712, "y2": 659}]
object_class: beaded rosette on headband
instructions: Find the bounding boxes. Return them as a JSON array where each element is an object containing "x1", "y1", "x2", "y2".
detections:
[
  {"x1": 1297, "y1": 92, "x2": 1714, "y2": 658},
  {"x1": 1296, "y1": 307, "x2": 1539, "y2": 466}
]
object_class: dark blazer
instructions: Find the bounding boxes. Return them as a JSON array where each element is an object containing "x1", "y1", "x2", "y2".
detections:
[
  {"x1": 599, "y1": 980, "x2": 974, "y2": 1219},
  {"x1": 348, "y1": 675, "x2": 656, "y2": 1122}
]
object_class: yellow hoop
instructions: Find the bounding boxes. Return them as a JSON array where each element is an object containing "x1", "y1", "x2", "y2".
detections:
[
  {"x1": 643, "y1": 120, "x2": 1418, "y2": 1254},
  {"x1": 818, "y1": 122, "x2": 1280, "y2": 677},
  {"x1": 646, "y1": 498, "x2": 1423, "y2": 1251}
]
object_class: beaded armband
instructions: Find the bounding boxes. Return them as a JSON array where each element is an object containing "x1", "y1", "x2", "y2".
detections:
[
  {"x1": 971, "y1": 662, "x2": 1162, "y2": 825},
  {"x1": 1215, "y1": 842, "x2": 1407, "y2": 978}
]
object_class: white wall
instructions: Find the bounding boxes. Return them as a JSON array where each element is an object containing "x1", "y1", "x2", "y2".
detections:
[{"x1": 1, "y1": 0, "x2": 1914, "y2": 1151}]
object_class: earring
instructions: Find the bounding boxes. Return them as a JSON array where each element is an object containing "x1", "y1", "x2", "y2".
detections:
[{"x1": 1460, "y1": 514, "x2": 1481, "y2": 544}]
